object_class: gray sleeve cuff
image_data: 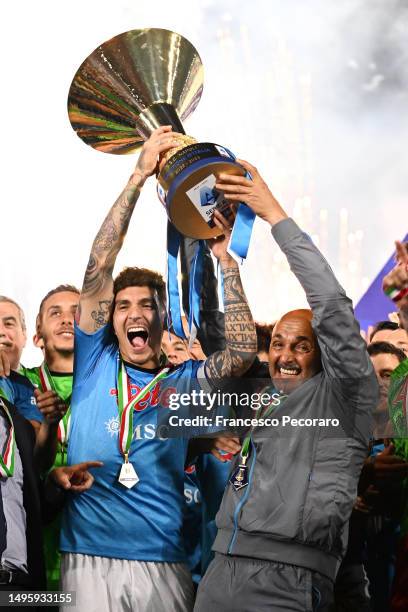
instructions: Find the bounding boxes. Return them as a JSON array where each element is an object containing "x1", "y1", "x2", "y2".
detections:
[{"x1": 271, "y1": 217, "x2": 303, "y2": 248}]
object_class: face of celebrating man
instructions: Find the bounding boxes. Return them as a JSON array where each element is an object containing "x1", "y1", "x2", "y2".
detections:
[
  {"x1": 268, "y1": 310, "x2": 321, "y2": 392},
  {"x1": 37, "y1": 291, "x2": 79, "y2": 356},
  {"x1": 0, "y1": 301, "x2": 26, "y2": 370},
  {"x1": 113, "y1": 285, "x2": 164, "y2": 369},
  {"x1": 161, "y1": 332, "x2": 190, "y2": 366}
]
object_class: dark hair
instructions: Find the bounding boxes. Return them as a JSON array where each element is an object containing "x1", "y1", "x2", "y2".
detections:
[
  {"x1": 370, "y1": 321, "x2": 399, "y2": 342},
  {"x1": 113, "y1": 267, "x2": 166, "y2": 309},
  {"x1": 38, "y1": 285, "x2": 80, "y2": 318},
  {"x1": 367, "y1": 341, "x2": 406, "y2": 364},
  {"x1": 0, "y1": 296, "x2": 26, "y2": 331},
  {"x1": 256, "y1": 323, "x2": 275, "y2": 354}
]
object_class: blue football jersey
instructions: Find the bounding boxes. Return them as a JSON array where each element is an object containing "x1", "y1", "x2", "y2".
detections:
[
  {"x1": 61, "y1": 323, "x2": 207, "y2": 562},
  {"x1": 0, "y1": 370, "x2": 43, "y2": 422}
]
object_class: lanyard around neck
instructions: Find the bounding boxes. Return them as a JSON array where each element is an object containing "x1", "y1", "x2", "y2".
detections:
[
  {"x1": 39, "y1": 362, "x2": 71, "y2": 447},
  {"x1": 0, "y1": 399, "x2": 16, "y2": 478},
  {"x1": 116, "y1": 358, "x2": 172, "y2": 461}
]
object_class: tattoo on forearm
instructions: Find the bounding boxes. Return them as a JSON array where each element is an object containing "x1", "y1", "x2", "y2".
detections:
[
  {"x1": 206, "y1": 266, "x2": 256, "y2": 379},
  {"x1": 91, "y1": 300, "x2": 113, "y2": 330},
  {"x1": 80, "y1": 183, "x2": 141, "y2": 325},
  {"x1": 93, "y1": 217, "x2": 118, "y2": 251}
]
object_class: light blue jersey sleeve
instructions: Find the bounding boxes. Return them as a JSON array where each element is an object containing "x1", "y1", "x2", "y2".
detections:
[
  {"x1": 0, "y1": 377, "x2": 14, "y2": 403},
  {"x1": 0, "y1": 372, "x2": 43, "y2": 423},
  {"x1": 73, "y1": 322, "x2": 117, "y2": 388}
]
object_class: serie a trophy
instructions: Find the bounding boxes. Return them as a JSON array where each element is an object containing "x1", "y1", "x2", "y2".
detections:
[
  {"x1": 67, "y1": 28, "x2": 250, "y2": 240},
  {"x1": 68, "y1": 28, "x2": 255, "y2": 338}
]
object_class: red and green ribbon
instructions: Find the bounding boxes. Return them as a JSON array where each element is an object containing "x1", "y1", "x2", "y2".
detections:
[
  {"x1": 117, "y1": 360, "x2": 171, "y2": 461},
  {"x1": 39, "y1": 363, "x2": 71, "y2": 447},
  {"x1": 0, "y1": 398, "x2": 16, "y2": 478},
  {"x1": 240, "y1": 390, "x2": 286, "y2": 460},
  {"x1": 384, "y1": 286, "x2": 408, "y2": 303}
]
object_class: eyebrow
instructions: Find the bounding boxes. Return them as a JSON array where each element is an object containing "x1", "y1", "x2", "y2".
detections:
[
  {"x1": 116, "y1": 298, "x2": 155, "y2": 306},
  {"x1": 48, "y1": 303, "x2": 78, "y2": 310},
  {"x1": 273, "y1": 334, "x2": 311, "y2": 342},
  {"x1": 1, "y1": 316, "x2": 17, "y2": 324}
]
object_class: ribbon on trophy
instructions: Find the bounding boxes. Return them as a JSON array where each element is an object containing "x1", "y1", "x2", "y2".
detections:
[
  {"x1": 222, "y1": 149, "x2": 256, "y2": 262},
  {"x1": 229, "y1": 181, "x2": 256, "y2": 260},
  {"x1": 165, "y1": 158, "x2": 255, "y2": 342},
  {"x1": 166, "y1": 222, "x2": 206, "y2": 342}
]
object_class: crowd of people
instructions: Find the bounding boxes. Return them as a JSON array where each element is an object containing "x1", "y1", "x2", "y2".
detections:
[{"x1": 0, "y1": 126, "x2": 407, "y2": 611}]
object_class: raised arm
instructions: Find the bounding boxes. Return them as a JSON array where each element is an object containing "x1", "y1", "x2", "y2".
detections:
[
  {"x1": 77, "y1": 126, "x2": 177, "y2": 333},
  {"x1": 215, "y1": 161, "x2": 373, "y2": 382},
  {"x1": 204, "y1": 210, "x2": 257, "y2": 380}
]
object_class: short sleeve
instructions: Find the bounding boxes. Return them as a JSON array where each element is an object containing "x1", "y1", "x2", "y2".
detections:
[
  {"x1": 8, "y1": 372, "x2": 44, "y2": 423},
  {"x1": 73, "y1": 322, "x2": 116, "y2": 387}
]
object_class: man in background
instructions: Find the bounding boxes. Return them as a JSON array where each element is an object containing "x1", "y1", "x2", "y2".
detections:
[
  {"x1": 370, "y1": 321, "x2": 408, "y2": 356},
  {"x1": 0, "y1": 297, "x2": 64, "y2": 470},
  {"x1": 20, "y1": 285, "x2": 79, "y2": 590},
  {"x1": 382, "y1": 240, "x2": 408, "y2": 611}
]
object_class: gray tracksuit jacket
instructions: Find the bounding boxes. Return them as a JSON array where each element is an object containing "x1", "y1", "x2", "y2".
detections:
[{"x1": 212, "y1": 218, "x2": 378, "y2": 581}]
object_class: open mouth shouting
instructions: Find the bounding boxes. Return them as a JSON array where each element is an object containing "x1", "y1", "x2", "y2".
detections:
[{"x1": 127, "y1": 327, "x2": 149, "y2": 352}]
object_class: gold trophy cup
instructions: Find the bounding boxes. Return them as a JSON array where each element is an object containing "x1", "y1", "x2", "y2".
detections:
[{"x1": 68, "y1": 28, "x2": 245, "y2": 238}]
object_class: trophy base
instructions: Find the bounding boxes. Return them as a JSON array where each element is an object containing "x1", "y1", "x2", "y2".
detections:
[{"x1": 157, "y1": 143, "x2": 245, "y2": 239}]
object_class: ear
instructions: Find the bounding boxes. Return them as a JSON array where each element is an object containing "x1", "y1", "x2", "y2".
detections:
[
  {"x1": 35, "y1": 314, "x2": 43, "y2": 340},
  {"x1": 33, "y1": 333, "x2": 44, "y2": 349}
]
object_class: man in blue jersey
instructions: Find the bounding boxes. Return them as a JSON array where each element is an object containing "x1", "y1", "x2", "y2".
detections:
[{"x1": 60, "y1": 126, "x2": 257, "y2": 612}]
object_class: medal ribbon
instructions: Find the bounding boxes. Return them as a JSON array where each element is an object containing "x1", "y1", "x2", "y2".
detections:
[
  {"x1": 240, "y1": 390, "x2": 286, "y2": 461},
  {"x1": 0, "y1": 398, "x2": 16, "y2": 478},
  {"x1": 39, "y1": 363, "x2": 71, "y2": 447},
  {"x1": 384, "y1": 286, "x2": 408, "y2": 303},
  {"x1": 117, "y1": 360, "x2": 172, "y2": 461}
]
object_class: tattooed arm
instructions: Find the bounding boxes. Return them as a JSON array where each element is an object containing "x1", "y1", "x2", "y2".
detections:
[
  {"x1": 204, "y1": 210, "x2": 257, "y2": 380},
  {"x1": 77, "y1": 126, "x2": 177, "y2": 333}
]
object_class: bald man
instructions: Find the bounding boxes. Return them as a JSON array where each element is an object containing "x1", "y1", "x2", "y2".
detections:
[{"x1": 194, "y1": 162, "x2": 378, "y2": 612}]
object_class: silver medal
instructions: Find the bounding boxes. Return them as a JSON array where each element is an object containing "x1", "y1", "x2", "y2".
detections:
[{"x1": 118, "y1": 461, "x2": 139, "y2": 489}]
